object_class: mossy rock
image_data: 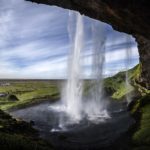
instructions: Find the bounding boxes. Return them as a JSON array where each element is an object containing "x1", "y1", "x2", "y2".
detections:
[
  {"x1": 7, "y1": 95, "x2": 19, "y2": 101},
  {"x1": 132, "y1": 103, "x2": 150, "y2": 146},
  {"x1": 139, "y1": 94, "x2": 150, "y2": 107},
  {"x1": 0, "y1": 110, "x2": 53, "y2": 150}
]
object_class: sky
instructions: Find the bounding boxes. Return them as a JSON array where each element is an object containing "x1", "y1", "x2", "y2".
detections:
[{"x1": 0, "y1": 0, "x2": 139, "y2": 79}]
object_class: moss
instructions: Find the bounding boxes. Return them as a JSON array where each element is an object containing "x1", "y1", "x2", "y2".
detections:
[
  {"x1": 133, "y1": 104, "x2": 150, "y2": 145},
  {"x1": 132, "y1": 93, "x2": 150, "y2": 149},
  {"x1": 139, "y1": 94, "x2": 150, "y2": 107},
  {"x1": 104, "y1": 64, "x2": 139, "y2": 100},
  {"x1": 103, "y1": 64, "x2": 150, "y2": 149},
  {"x1": 0, "y1": 109, "x2": 53, "y2": 150},
  {"x1": 130, "y1": 99, "x2": 140, "y2": 115},
  {"x1": 0, "y1": 132, "x2": 52, "y2": 150},
  {"x1": 103, "y1": 64, "x2": 149, "y2": 100},
  {"x1": 7, "y1": 95, "x2": 19, "y2": 101}
]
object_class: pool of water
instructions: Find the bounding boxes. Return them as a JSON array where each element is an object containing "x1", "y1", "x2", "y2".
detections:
[{"x1": 10, "y1": 100, "x2": 134, "y2": 150}]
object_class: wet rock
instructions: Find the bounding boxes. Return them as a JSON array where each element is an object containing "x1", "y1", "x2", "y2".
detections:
[{"x1": 30, "y1": 120, "x2": 35, "y2": 126}]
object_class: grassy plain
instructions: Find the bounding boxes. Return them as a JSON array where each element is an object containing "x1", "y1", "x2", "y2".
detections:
[{"x1": 0, "y1": 80, "x2": 60, "y2": 110}]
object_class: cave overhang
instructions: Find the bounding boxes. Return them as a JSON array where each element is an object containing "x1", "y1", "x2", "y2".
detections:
[{"x1": 26, "y1": 0, "x2": 150, "y2": 89}]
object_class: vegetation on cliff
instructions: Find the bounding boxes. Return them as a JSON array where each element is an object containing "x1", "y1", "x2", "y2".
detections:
[
  {"x1": 132, "y1": 94, "x2": 150, "y2": 150},
  {"x1": 104, "y1": 64, "x2": 150, "y2": 150},
  {"x1": 103, "y1": 64, "x2": 149, "y2": 100}
]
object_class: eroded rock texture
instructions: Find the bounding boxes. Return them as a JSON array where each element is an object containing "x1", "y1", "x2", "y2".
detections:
[
  {"x1": 27, "y1": 0, "x2": 150, "y2": 89},
  {"x1": 136, "y1": 35, "x2": 150, "y2": 89}
]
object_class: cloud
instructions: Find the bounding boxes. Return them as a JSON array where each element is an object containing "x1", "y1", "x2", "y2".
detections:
[{"x1": 0, "y1": 0, "x2": 139, "y2": 79}]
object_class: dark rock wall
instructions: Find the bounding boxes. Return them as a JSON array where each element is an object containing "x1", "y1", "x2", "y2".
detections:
[
  {"x1": 27, "y1": 0, "x2": 150, "y2": 89},
  {"x1": 136, "y1": 35, "x2": 150, "y2": 89}
]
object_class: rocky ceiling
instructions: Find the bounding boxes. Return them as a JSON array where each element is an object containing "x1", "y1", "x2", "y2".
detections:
[{"x1": 26, "y1": 0, "x2": 150, "y2": 89}]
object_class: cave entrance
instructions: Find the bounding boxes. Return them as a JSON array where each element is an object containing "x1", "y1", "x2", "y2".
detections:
[{"x1": 0, "y1": 1, "x2": 142, "y2": 150}]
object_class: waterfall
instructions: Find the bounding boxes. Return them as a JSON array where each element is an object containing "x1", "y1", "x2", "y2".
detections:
[
  {"x1": 84, "y1": 21, "x2": 109, "y2": 121},
  {"x1": 50, "y1": 11, "x2": 110, "y2": 126},
  {"x1": 125, "y1": 35, "x2": 132, "y2": 104},
  {"x1": 62, "y1": 11, "x2": 84, "y2": 122}
]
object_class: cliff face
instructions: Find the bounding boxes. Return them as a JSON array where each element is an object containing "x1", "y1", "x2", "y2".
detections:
[
  {"x1": 27, "y1": 0, "x2": 150, "y2": 89},
  {"x1": 136, "y1": 35, "x2": 150, "y2": 89}
]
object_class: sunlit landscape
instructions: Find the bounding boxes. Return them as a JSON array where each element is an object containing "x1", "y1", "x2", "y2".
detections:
[{"x1": 0, "y1": 0, "x2": 150, "y2": 150}]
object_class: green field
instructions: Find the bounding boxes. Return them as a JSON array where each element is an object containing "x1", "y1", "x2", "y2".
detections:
[{"x1": 0, "y1": 80, "x2": 60, "y2": 111}]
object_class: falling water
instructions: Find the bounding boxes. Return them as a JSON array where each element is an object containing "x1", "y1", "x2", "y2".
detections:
[
  {"x1": 84, "y1": 21, "x2": 109, "y2": 121},
  {"x1": 51, "y1": 11, "x2": 110, "y2": 126},
  {"x1": 125, "y1": 35, "x2": 132, "y2": 104},
  {"x1": 62, "y1": 11, "x2": 84, "y2": 122}
]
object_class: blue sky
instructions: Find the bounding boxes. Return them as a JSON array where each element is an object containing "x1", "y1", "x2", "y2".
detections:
[{"x1": 0, "y1": 0, "x2": 139, "y2": 79}]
